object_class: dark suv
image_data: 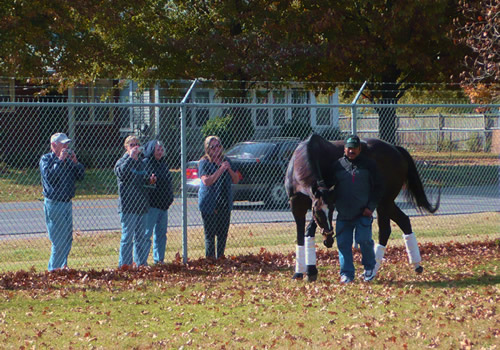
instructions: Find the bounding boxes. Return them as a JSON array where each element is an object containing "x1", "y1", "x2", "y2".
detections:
[{"x1": 186, "y1": 138, "x2": 300, "y2": 207}]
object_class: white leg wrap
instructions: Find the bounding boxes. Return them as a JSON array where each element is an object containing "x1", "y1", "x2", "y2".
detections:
[
  {"x1": 305, "y1": 236, "x2": 316, "y2": 266},
  {"x1": 403, "y1": 232, "x2": 421, "y2": 267},
  {"x1": 295, "y1": 245, "x2": 306, "y2": 274},
  {"x1": 373, "y1": 244, "x2": 386, "y2": 274}
]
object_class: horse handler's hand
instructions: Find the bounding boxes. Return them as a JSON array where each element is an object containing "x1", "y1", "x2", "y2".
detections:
[{"x1": 362, "y1": 208, "x2": 373, "y2": 217}]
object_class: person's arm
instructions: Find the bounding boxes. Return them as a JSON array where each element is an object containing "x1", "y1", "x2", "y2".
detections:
[
  {"x1": 200, "y1": 160, "x2": 226, "y2": 187},
  {"x1": 40, "y1": 154, "x2": 65, "y2": 184},
  {"x1": 226, "y1": 159, "x2": 240, "y2": 184},
  {"x1": 114, "y1": 155, "x2": 136, "y2": 180},
  {"x1": 65, "y1": 150, "x2": 85, "y2": 181}
]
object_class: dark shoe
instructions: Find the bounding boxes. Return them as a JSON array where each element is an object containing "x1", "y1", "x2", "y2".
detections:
[{"x1": 292, "y1": 272, "x2": 304, "y2": 280}]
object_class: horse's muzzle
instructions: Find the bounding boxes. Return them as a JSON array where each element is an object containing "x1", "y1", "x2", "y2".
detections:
[{"x1": 322, "y1": 230, "x2": 335, "y2": 248}]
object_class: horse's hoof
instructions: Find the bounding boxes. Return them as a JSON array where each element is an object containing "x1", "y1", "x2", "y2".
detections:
[
  {"x1": 306, "y1": 265, "x2": 318, "y2": 282},
  {"x1": 323, "y1": 237, "x2": 334, "y2": 248},
  {"x1": 415, "y1": 265, "x2": 424, "y2": 274},
  {"x1": 292, "y1": 273, "x2": 304, "y2": 280},
  {"x1": 306, "y1": 273, "x2": 318, "y2": 282}
]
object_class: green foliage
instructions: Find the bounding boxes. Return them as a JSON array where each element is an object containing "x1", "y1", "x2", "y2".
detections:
[
  {"x1": 78, "y1": 149, "x2": 123, "y2": 169},
  {"x1": 465, "y1": 133, "x2": 483, "y2": 152},
  {"x1": 279, "y1": 118, "x2": 313, "y2": 139},
  {"x1": 201, "y1": 112, "x2": 255, "y2": 149},
  {"x1": 0, "y1": 0, "x2": 467, "y2": 88},
  {"x1": 201, "y1": 115, "x2": 233, "y2": 146},
  {"x1": 437, "y1": 138, "x2": 459, "y2": 152}
]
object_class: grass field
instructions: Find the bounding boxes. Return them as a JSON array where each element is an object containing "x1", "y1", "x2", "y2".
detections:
[
  {"x1": 0, "y1": 212, "x2": 498, "y2": 273},
  {"x1": 0, "y1": 240, "x2": 498, "y2": 349},
  {"x1": 0, "y1": 151, "x2": 498, "y2": 202}
]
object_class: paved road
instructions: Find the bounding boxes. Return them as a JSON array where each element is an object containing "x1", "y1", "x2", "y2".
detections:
[{"x1": 0, "y1": 185, "x2": 498, "y2": 236}]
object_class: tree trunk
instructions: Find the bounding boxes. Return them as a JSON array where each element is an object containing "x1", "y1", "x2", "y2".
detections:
[{"x1": 377, "y1": 106, "x2": 398, "y2": 145}]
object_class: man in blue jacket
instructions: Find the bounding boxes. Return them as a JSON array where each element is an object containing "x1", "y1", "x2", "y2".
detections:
[
  {"x1": 40, "y1": 132, "x2": 85, "y2": 271},
  {"x1": 333, "y1": 135, "x2": 384, "y2": 283}
]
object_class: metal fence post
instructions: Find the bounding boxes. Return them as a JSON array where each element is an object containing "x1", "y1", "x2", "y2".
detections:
[
  {"x1": 180, "y1": 79, "x2": 198, "y2": 263},
  {"x1": 351, "y1": 81, "x2": 367, "y2": 135}
]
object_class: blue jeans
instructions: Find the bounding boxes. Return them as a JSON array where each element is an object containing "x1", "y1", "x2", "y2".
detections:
[
  {"x1": 336, "y1": 216, "x2": 376, "y2": 279},
  {"x1": 44, "y1": 198, "x2": 73, "y2": 271},
  {"x1": 201, "y1": 209, "x2": 231, "y2": 258},
  {"x1": 144, "y1": 207, "x2": 168, "y2": 264},
  {"x1": 119, "y1": 212, "x2": 147, "y2": 267}
]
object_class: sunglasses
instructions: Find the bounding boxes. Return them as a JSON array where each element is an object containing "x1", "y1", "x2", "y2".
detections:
[
  {"x1": 129, "y1": 142, "x2": 140, "y2": 147},
  {"x1": 209, "y1": 143, "x2": 222, "y2": 150}
]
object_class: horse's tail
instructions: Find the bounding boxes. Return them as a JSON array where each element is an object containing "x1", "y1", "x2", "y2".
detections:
[{"x1": 396, "y1": 145, "x2": 440, "y2": 213}]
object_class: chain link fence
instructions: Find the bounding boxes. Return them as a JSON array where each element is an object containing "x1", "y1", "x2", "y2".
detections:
[{"x1": 0, "y1": 80, "x2": 499, "y2": 272}]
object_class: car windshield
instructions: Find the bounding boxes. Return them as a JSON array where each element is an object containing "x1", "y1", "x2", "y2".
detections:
[{"x1": 226, "y1": 142, "x2": 276, "y2": 160}]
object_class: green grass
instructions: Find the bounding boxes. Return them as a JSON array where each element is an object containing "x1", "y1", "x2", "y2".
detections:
[
  {"x1": 0, "y1": 240, "x2": 498, "y2": 349},
  {"x1": 420, "y1": 164, "x2": 499, "y2": 187},
  {"x1": 0, "y1": 168, "x2": 183, "y2": 202},
  {"x1": 0, "y1": 151, "x2": 497, "y2": 202},
  {"x1": 0, "y1": 212, "x2": 498, "y2": 273}
]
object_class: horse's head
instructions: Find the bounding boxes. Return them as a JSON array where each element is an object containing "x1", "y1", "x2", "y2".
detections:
[{"x1": 312, "y1": 183, "x2": 335, "y2": 248}]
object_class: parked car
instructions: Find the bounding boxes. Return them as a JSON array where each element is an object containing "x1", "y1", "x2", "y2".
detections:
[{"x1": 186, "y1": 138, "x2": 300, "y2": 208}]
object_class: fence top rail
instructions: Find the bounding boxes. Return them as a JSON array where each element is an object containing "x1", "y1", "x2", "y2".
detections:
[{"x1": 0, "y1": 101, "x2": 499, "y2": 110}]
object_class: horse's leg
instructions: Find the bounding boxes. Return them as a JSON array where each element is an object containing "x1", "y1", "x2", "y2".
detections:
[
  {"x1": 290, "y1": 194, "x2": 311, "y2": 279},
  {"x1": 374, "y1": 206, "x2": 391, "y2": 274},
  {"x1": 305, "y1": 219, "x2": 318, "y2": 282},
  {"x1": 293, "y1": 214, "x2": 306, "y2": 280},
  {"x1": 389, "y1": 204, "x2": 423, "y2": 273}
]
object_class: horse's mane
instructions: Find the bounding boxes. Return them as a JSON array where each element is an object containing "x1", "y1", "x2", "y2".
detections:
[{"x1": 305, "y1": 134, "x2": 337, "y2": 185}]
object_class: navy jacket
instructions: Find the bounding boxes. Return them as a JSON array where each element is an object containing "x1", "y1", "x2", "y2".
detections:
[
  {"x1": 40, "y1": 152, "x2": 85, "y2": 202},
  {"x1": 114, "y1": 152, "x2": 149, "y2": 214},
  {"x1": 332, "y1": 153, "x2": 384, "y2": 221},
  {"x1": 142, "y1": 140, "x2": 174, "y2": 210},
  {"x1": 198, "y1": 157, "x2": 235, "y2": 214}
]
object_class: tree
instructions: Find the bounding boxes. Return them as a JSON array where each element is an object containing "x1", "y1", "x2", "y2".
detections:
[
  {"x1": 307, "y1": 0, "x2": 469, "y2": 143},
  {"x1": 1, "y1": 0, "x2": 471, "y2": 143},
  {"x1": 454, "y1": 0, "x2": 499, "y2": 102}
]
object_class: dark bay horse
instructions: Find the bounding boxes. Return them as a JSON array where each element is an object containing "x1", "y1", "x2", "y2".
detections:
[{"x1": 285, "y1": 134, "x2": 440, "y2": 281}]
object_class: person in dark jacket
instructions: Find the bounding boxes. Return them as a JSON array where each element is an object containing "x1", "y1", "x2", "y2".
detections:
[
  {"x1": 142, "y1": 140, "x2": 174, "y2": 265},
  {"x1": 114, "y1": 136, "x2": 154, "y2": 267},
  {"x1": 40, "y1": 132, "x2": 84, "y2": 271},
  {"x1": 332, "y1": 135, "x2": 384, "y2": 283},
  {"x1": 198, "y1": 136, "x2": 240, "y2": 259}
]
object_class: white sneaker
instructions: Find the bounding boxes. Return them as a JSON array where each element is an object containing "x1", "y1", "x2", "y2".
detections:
[{"x1": 364, "y1": 269, "x2": 376, "y2": 282}]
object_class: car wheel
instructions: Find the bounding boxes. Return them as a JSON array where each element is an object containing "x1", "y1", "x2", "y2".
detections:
[{"x1": 265, "y1": 183, "x2": 289, "y2": 209}]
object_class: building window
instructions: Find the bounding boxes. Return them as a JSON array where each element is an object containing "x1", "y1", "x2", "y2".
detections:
[
  {"x1": 291, "y1": 89, "x2": 310, "y2": 120},
  {"x1": 271, "y1": 91, "x2": 286, "y2": 126},
  {"x1": 316, "y1": 108, "x2": 331, "y2": 126}
]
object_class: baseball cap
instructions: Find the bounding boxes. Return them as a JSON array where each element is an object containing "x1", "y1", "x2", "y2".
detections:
[
  {"x1": 345, "y1": 135, "x2": 360, "y2": 148},
  {"x1": 50, "y1": 133, "x2": 71, "y2": 144}
]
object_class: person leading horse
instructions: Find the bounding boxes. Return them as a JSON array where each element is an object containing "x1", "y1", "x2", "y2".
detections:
[{"x1": 285, "y1": 134, "x2": 440, "y2": 281}]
